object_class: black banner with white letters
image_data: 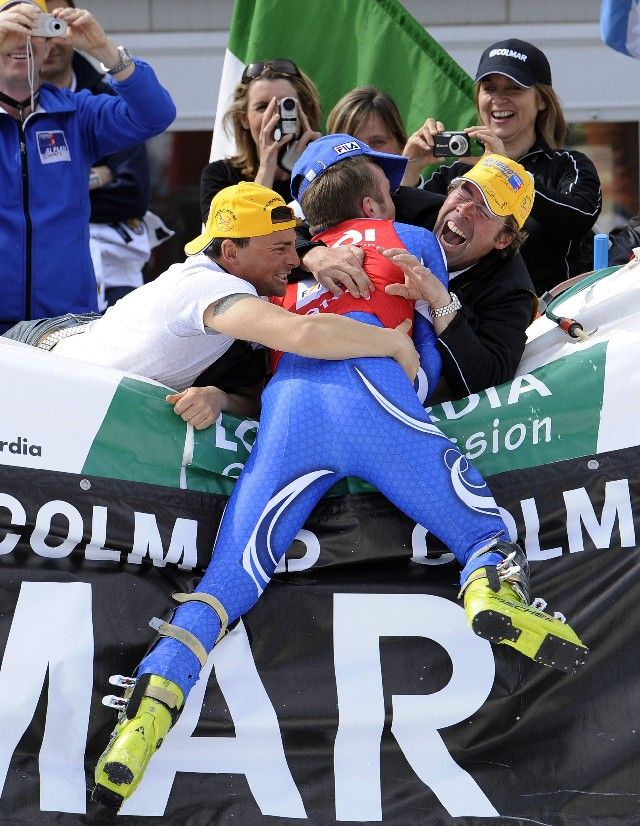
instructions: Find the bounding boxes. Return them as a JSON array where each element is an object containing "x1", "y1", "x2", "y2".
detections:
[{"x1": 0, "y1": 453, "x2": 640, "y2": 825}]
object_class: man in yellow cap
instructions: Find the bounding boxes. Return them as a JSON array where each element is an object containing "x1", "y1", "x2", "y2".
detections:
[
  {"x1": 4, "y1": 181, "x2": 419, "y2": 428},
  {"x1": 299, "y1": 153, "x2": 538, "y2": 402},
  {"x1": 0, "y1": 1, "x2": 175, "y2": 333}
]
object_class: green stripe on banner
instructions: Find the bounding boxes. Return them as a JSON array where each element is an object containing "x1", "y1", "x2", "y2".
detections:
[
  {"x1": 188, "y1": 414, "x2": 376, "y2": 496},
  {"x1": 227, "y1": 0, "x2": 476, "y2": 135},
  {"x1": 83, "y1": 377, "x2": 187, "y2": 488},
  {"x1": 185, "y1": 342, "x2": 607, "y2": 496},
  {"x1": 428, "y1": 342, "x2": 607, "y2": 476},
  {"x1": 78, "y1": 343, "x2": 607, "y2": 496}
]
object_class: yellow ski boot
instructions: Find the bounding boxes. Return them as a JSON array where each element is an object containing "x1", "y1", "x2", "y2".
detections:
[
  {"x1": 462, "y1": 542, "x2": 589, "y2": 674},
  {"x1": 92, "y1": 674, "x2": 183, "y2": 810}
]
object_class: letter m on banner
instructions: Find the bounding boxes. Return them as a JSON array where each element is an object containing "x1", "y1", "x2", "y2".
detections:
[{"x1": 0, "y1": 582, "x2": 94, "y2": 814}]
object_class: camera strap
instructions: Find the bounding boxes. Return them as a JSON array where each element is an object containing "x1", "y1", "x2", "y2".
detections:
[{"x1": 0, "y1": 89, "x2": 39, "y2": 123}]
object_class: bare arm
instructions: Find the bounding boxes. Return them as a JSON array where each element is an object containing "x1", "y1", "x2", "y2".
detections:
[
  {"x1": 52, "y1": 7, "x2": 135, "y2": 81},
  {"x1": 401, "y1": 117, "x2": 445, "y2": 186},
  {"x1": 203, "y1": 294, "x2": 419, "y2": 380},
  {"x1": 166, "y1": 382, "x2": 262, "y2": 430}
]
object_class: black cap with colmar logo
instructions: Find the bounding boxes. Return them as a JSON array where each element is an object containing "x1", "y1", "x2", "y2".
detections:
[{"x1": 475, "y1": 38, "x2": 552, "y2": 88}]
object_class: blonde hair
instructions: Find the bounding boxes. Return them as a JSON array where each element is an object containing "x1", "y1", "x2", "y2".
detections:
[
  {"x1": 474, "y1": 81, "x2": 566, "y2": 150},
  {"x1": 533, "y1": 84, "x2": 567, "y2": 149},
  {"x1": 327, "y1": 86, "x2": 407, "y2": 149},
  {"x1": 223, "y1": 66, "x2": 321, "y2": 179}
]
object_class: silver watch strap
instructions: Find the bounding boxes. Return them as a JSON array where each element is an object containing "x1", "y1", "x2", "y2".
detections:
[
  {"x1": 100, "y1": 45, "x2": 133, "y2": 76},
  {"x1": 430, "y1": 292, "x2": 461, "y2": 319}
]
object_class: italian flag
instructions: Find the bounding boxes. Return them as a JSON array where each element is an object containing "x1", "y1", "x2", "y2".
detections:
[{"x1": 211, "y1": 0, "x2": 477, "y2": 161}]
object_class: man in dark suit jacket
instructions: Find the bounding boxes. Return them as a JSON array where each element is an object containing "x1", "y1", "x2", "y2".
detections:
[{"x1": 297, "y1": 156, "x2": 538, "y2": 401}]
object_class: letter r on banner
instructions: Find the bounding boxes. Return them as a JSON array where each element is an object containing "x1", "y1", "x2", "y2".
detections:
[{"x1": 333, "y1": 593, "x2": 498, "y2": 821}]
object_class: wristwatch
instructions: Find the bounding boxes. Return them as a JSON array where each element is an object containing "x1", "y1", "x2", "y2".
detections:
[
  {"x1": 100, "y1": 45, "x2": 134, "y2": 76},
  {"x1": 430, "y1": 292, "x2": 462, "y2": 319}
]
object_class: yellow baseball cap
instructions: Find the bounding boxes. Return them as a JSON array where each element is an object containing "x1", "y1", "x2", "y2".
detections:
[
  {"x1": 185, "y1": 181, "x2": 297, "y2": 255},
  {"x1": 456, "y1": 154, "x2": 535, "y2": 228}
]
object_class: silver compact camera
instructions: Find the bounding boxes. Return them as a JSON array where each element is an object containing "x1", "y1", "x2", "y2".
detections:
[
  {"x1": 32, "y1": 13, "x2": 68, "y2": 37},
  {"x1": 273, "y1": 96, "x2": 300, "y2": 141},
  {"x1": 274, "y1": 97, "x2": 300, "y2": 171},
  {"x1": 433, "y1": 131, "x2": 470, "y2": 158}
]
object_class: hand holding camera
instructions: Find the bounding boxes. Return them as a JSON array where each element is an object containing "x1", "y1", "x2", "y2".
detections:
[
  {"x1": 0, "y1": 3, "x2": 63, "y2": 53},
  {"x1": 273, "y1": 96, "x2": 300, "y2": 171},
  {"x1": 31, "y1": 13, "x2": 67, "y2": 38},
  {"x1": 42, "y1": 7, "x2": 113, "y2": 63},
  {"x1": 255, "y1": 96, "x2": 321, "y2": 186},
  {"x1": 401, "y1": 118, "x2": 485, "y2": 185}
]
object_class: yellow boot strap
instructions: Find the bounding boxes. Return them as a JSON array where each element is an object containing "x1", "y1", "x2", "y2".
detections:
[
  {"x1": 148, "y1": 617, "x2": 208, "y2": 668},
  {"x1": 172, "y1": 592, "x2": 229, "y2": 644},
  {"x1": 144, "y1": 683, "x2": 182, "y2": 709}
]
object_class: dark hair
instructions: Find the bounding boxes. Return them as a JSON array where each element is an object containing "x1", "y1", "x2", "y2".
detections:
[
  {"x1": 301, "y1": 155, "x2": 386, "y2": 235},
  {"x1": 497, "y1": 215, "x2": 528, "y2": 259},
  {"x1": 205, "y1": 236, "x2": 250, "y2": 259},
  {"x1": 224, "y1": 65, "x2": 321, "y2": 179},
  {"x1": 327, "y1": 86, "x2": 407, "y2": 150}
]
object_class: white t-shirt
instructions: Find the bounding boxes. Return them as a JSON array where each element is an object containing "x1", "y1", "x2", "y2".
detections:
[{"x1": 55, "y1": 254, "x2": 258, "y2": 390}]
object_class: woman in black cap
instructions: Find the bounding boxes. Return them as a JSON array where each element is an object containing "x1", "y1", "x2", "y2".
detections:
[{"x1": 402, "y1": 38, "x2": 602, "y2": 295}]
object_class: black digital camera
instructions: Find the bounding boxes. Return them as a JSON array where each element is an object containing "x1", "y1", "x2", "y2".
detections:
[
  {"x1": 273, "y1": 97, "x2": 300, "y2": 171},
  {"x1": 433, "y1": 131, "x2": 471, "y2": 158}
]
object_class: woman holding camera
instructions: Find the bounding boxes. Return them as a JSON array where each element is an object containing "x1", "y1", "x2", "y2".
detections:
[
  {"x1": 199, "y1": 59, "x2": 321, "y2": 221},
  {"x1": 402, "y1": 38, "x2": 601, "y2": 295}
]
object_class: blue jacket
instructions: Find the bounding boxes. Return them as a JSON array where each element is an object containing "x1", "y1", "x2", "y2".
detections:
[
  {"x1": 0, "y1": 59, "x2": 175, "y2": 330},
  {"x1": 72, "y1": 52, "x2": 150, "y2": 223}
]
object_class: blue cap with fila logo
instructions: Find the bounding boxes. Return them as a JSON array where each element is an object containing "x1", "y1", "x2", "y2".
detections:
[{"x1": 290, "y1": 133, "x2": 408, "y2": 202}]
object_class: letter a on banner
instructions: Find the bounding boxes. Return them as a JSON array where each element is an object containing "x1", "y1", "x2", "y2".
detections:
[
  {"x1": 333, "y1": 593, "x2": 498, "y2": 820},
  {"x1": 122, "y1": 620, "x2": 305, "y2": 818}
]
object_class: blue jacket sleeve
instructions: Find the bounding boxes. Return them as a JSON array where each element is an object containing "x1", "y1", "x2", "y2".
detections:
[
  {"x1": 394, "y1": 223, "x2": 448, "y2": 402},
  {"x1": 77, "y1": 59, "x2": 176, "y2": 161}
]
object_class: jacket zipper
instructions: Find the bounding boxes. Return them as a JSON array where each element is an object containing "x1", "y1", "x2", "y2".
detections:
[{"x1": 18, "y1": 119, "x2": 33, "y2": 320}]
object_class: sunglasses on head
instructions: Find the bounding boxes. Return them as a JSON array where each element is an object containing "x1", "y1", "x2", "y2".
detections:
[{"x1": 241, "y1": 59, "x2": 301, "y2": 84}]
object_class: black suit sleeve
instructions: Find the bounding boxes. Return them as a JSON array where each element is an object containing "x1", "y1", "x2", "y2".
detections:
[{"x1": 436, "y1": 254, "x2": 537, "y2": 398}]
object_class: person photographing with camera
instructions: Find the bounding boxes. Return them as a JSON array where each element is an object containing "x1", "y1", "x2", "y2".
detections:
[
  {"x1": 40, "y1": 0, "x2": 172, "y2": 312},
  {"x1": 0, "y1": 0, "x2": 175, "y2": 333},
  {"x1": 199, "y1": 58, "x2": 321, "y2": 220},
  {"x1": 399, "y1": 38, "x2": 602, "y2": 295}
]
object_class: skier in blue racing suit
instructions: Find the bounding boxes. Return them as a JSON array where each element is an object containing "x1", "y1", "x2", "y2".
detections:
[{"x1": 92, "y1": 139, "x2": 588, "y2": 810}]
